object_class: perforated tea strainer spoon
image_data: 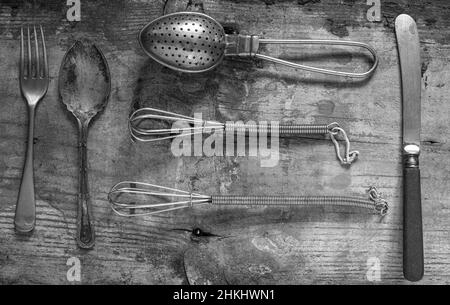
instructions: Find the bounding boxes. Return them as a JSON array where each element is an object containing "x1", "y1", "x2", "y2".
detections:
[{"x1": 139, "y1": 12, "x2": 379, "y2": 78}]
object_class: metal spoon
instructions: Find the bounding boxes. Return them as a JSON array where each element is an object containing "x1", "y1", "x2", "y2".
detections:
[
  {"x1": 58, "y1": 41, "x2": 111, "y2": 249},
  {"x1": 139, "y1": 11, "x2": 378, "y2": 77}
]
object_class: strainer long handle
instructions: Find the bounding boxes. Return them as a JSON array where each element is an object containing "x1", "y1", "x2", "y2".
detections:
[{"x1": 256, "y1": 39, "x2": 378, "y2": 78}]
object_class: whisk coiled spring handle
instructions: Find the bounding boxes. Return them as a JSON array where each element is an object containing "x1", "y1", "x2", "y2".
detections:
[
  {"x1": 225, "y1": 122, "x2": 358, "y2": 165},
  {"x1": 225, "y1": 122, "x2": 330, "y2": 135},
  {"x1": 212, "y1": 190, "x2": 388, "y2": 216}
]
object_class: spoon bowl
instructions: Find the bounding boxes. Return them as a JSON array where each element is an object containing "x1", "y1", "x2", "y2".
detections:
[{"x1": 59, "y1": 41, "x2": 111, "y2": 120}]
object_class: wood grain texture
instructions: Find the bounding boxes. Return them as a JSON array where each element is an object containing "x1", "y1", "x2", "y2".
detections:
[{"x1": 0, "y1": 0, "x2": 449, "y2": 284}]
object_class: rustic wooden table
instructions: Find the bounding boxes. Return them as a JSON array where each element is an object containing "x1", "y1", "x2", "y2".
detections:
[{"x1": 0, "y1": 0, "x2": 449, "y2": 284}]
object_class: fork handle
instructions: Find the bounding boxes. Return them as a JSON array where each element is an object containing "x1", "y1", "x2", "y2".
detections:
[
  {"x1": 76, "y1": 121, "x2": 95, "y2": 249},
  {"x1": 15, "y1": 106, "x2": 36, "y2": 232}
]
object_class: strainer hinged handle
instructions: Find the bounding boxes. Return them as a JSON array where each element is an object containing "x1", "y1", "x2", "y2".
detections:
[{"x1": 224, "y1": 35, "x2": 260, "y2": 56}]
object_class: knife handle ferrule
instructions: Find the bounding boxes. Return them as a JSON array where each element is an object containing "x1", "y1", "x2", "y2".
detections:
[{"x1": 403, "y1": 144, "x2": 420, "y2": 168}]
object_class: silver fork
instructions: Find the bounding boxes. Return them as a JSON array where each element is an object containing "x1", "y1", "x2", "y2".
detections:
[{"x1": 14, "y1": 26, "x2": 49, "y2": 232}]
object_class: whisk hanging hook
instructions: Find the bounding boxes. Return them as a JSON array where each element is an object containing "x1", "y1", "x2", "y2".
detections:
[{"x1": 328, "y1": 125, "x2": 359, "y2": 165}]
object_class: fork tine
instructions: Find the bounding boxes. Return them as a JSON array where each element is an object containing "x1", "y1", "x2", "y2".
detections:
[
  {"x1": 34, "y1": 26, "x2": 39, "y2": 78},
  {"x1": 20, "y1": 27, "x2": 24, "y2": 78},
  {"x1": 27, "y1": 27, "x2": 31, "y2": 78},
  {"x1": 40, "y1": 26, "x2": 48, "y2": 78}
]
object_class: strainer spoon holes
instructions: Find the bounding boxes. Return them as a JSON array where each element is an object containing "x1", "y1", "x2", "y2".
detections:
[{"x1": 139, "y1": 12, "x2": 378, "y2": 77}]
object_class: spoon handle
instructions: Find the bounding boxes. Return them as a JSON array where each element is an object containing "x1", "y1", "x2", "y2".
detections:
[{"x1": 76, "y1": 121, "x2": 95, "y2": 249}]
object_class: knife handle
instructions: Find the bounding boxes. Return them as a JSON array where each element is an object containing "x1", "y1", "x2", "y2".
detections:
[{"x1": 403, "y1": 163, "x2": 424, "y2": 281}]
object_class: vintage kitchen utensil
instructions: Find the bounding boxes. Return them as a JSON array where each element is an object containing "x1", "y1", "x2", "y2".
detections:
[
  {"x1": 395, "y1": 14, "x2": 424, "y2": 282},
  {"x1": 108, "y1": 181, "x2": 388, "y2": 217},
  {"x1": 139, "y1": 11, "x2": 379, "y2": 77},
  {"x1": 129, "y1": 107, "x2": 359, "y2": 165},
  {"x1": 14, "y1": 26, "x2": 49, "y2": 233},
  {"x1": 58, "y1": 41, "x2": 111, "y2": 249}
]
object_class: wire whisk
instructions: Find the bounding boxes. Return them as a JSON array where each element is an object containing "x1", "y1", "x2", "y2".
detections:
[
  {"x1": 108, "y1": 181, "x2": 389, "y2": 217},
  {"x1": 129, "y1": 107, "x2": 359, "y2": 165}
]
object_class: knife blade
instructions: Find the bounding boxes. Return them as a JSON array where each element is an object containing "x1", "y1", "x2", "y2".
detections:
[{"x1": 395, "y1": 14, "x2": 424, "y2": 282}]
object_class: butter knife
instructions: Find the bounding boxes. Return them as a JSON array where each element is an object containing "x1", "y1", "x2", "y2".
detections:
[{"x1": 395, "y1": 14, "x2": 424, "y2": 282}]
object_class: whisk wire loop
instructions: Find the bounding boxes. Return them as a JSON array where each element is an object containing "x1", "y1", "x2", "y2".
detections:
[
  {"x1": 129, "y1": 107, "x2": 223, "y2": 142},
  {"x1": 108, "y1": 181, "x2": 211, "y2": 217}
]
